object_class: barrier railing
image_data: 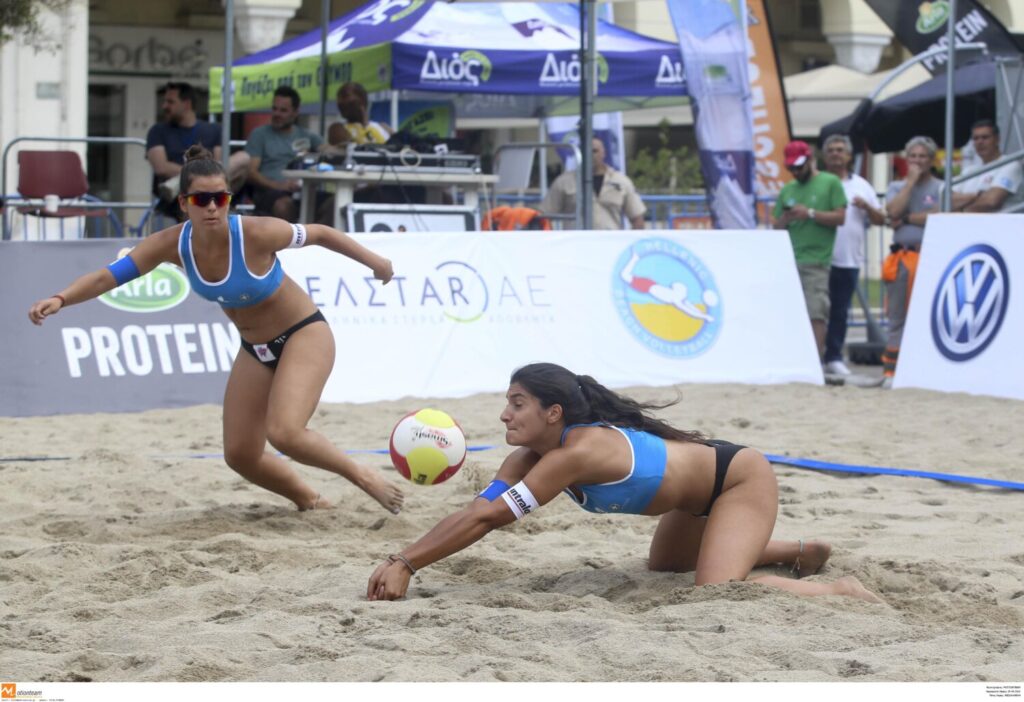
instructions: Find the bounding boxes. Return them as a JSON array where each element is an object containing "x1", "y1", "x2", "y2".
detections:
[{"x1": 1, "y1": 136, "x2": 152, "y2": 241}]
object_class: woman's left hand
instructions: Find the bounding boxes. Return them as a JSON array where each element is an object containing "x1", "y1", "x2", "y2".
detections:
[{"x1": 367, "y1": 559, "x2": 412, "y2": 601}]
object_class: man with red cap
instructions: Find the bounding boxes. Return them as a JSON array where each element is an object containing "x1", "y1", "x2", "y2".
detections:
[{"x1": 771, "y1": 140, "x2": 847, "y2": 363}]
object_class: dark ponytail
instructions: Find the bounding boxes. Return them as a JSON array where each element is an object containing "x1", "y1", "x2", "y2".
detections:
[
  {"x1": 180, "y1": 144, "x2": 226, "y2": 194},
  {"x1": 510, "y1": 362, "x2": 704, "y2": 443}
]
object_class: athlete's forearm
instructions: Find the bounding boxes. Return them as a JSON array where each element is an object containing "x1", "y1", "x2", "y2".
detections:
[
  {"x1": 56, "y1": 268, "x2": 119, "y2": 307},
  {"x1": 400, "y1": 505, "x2": 512, "y2": 571}
]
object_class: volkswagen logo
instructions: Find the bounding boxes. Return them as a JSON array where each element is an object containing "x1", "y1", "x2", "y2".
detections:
[{"x1": 930, "y1": 244, "x2": 1009, "y2": 362}]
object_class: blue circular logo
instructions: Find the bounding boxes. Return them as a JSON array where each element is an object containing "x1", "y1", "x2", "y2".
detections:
[
  {"x1": 930, "y1": 244, "x2": 1009, "y2": 362},
  {"x1": 611, "y1": 238, "x2": 722, "y2": 358}
]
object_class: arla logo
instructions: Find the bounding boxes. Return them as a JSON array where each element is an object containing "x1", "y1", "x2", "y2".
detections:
[
  {"x1": 99, "y1": 261, "x2": 191, "y2": 313},
  {"x1": 917, "y1": 1, "x2": 951, "y2": 34},
  {"x1": 655, "y1": 55, "x2": 684, "y2": 88},
  {"x1": 420, "y1": 50, "x2": 491, "y2": 86},
  {"x1": 612, "y1": 238, "x2": 722, "y2": 358},
  {"x1": 539, "y1": 53, "x2": 608, "y2": 87},
  {"x1": 930, "y1": 244, "x2": 1009, "y2": 362}
]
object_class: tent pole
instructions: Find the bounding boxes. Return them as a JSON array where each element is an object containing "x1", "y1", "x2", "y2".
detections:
[
  {"x1": 942, "y1": 0, "x2": 957, "y2": 212},
  {"x1": 319, "y1": 0, "x2": 329, "y2": 137},
  {"x1": 391, "y1": 91, "x2": 399, "y2": 132},
  {"x1": 222, "y1": 0, "x2": 233, "y2": 175},
  {"x1": 538, "y1": 115, "x2": 548, "y2": 198},
  {"x1": 579, "y1": 0, "x2": 595, "y2": 230}
]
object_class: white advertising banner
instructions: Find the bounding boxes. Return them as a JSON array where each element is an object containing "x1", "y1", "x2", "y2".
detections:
[
  {"x1": 894, "y1": 214, "x2": 1021, "y2": 399},
  {"x1": 280, "y1": 229, "x2": 821, "y2": 403}
]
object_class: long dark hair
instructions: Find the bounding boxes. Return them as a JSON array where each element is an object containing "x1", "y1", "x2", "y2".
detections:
[
  {"x1": 180, "y1": 144, "x2": 226, "y2": 194},
  {"x1": 510, "y1": 362, "x2": 705, "y2": 443}
]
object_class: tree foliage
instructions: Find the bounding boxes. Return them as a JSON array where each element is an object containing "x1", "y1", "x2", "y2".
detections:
[
  {"x1": 627, "y1": 119, "x2": 704, "y2": 194},
  {"x1": 0, "y1": 0, "x2": 71, "y2": 50}
]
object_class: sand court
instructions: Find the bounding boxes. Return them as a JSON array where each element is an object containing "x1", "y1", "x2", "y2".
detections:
[{"x1": 2, "y1": 382, "x2": 1023, "y2": 682}]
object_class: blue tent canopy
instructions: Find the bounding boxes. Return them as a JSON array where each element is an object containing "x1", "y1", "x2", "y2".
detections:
[{"x1": 212, "y1": 0, "x2": 687, "y2": 117}]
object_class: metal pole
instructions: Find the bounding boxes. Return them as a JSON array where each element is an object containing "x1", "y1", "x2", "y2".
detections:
[
  {"x1": 538, "y1": 116, "x2": 548, "y2": 198},
  {"x1": 319, "y1": 0, "x2": 330, "y2": 137},
  {"x1": 942, "y1": 0, "x2": 957, "y2": 212},
  {"x1": 579, "y1": 0, "x2": 595, "y2": 230},
  {"x1": 222, "y1": 0, "x2": 234, "y2": 176}
]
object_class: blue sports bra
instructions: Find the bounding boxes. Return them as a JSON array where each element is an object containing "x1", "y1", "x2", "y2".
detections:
[
  {"x1": 560, "y1": 423, "x2": 667, "y2": 515},
  {"x1": 178, "y1": 214, "x2": 284, "y2": 308}
]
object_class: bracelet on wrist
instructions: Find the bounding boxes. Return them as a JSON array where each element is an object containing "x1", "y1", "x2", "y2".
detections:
[
  {"x1": 52, "y1": 294, "x2": 66, "y2": 308},
  {"x1": 388, "y1": 553, "x2": 416, "y2": 575}
]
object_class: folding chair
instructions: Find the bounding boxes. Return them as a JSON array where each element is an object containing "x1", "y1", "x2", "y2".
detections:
[{"x1": 16, "y1": 150, "x2": 114, "y2": 238}]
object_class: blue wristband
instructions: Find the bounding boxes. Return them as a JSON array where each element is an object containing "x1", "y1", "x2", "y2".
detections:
[
  {"x1": 107, "y1": 255, "x2": 141, "y2": 286},
  {"x1": 478, "y1": 479, "x2": 510, "y2": 502}
]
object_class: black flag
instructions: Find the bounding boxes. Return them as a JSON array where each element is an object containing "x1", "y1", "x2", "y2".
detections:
[{"x1": 864, "y1": 0, "x2": 1022, "y2": 74}]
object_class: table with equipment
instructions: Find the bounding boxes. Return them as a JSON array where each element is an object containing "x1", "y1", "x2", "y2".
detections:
[{"x1": 283, "y1": 145, "x2": 498, "y2": 230}]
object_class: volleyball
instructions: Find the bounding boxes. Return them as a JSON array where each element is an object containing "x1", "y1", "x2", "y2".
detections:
[{"x1": 389, "y1": 408, "x2": 467, "y2": 485}]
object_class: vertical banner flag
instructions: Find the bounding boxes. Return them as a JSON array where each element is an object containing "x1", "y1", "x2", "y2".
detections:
[
  {"x1": 666, "y1": 0, "x2": 757, "y2": 229},
  {"x1": 863, "y1": 0, "x2": 1023, "y2": 74},
  {"x1": 746, "y1": 0, "x2": 793, "y2": 204}
]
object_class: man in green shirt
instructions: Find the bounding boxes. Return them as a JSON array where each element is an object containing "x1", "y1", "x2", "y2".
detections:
[{"x1": 771, "y1": 140, "x2": 847, "y2": 362}]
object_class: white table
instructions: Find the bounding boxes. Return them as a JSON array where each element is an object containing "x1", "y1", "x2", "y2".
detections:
[{"x1": 282, "y1": 166, "x2": 499, "y2": 229}]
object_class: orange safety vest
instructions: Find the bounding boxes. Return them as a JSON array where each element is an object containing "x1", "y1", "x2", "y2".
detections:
[
  {"x1": 482, "y1": 206, "x2": 551, "y2": 231},
  {"x1": 882, "y1": 248, "x2": 920, "y2": 298}
]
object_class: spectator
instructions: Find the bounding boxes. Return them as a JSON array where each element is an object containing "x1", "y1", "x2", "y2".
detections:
[
  {"x1": 882, "y1": 136, "x2": 941, "y2": 388},
  {"x1": 327, "y1": 82, "x2": 394, "y2": 146},
  {"x1": 245, "y1": 86, "x2": 333, "y2": 223},
  {"x1": 540, "y1": 137, "x2": 646, "y2": 230},
  {"x1": 950, "y1": 119, "x2": 1024, "y2": 213},
  {"x1": 821, "y1": 134, "x2": 885, "y2": 376},
  {"x1": 771, "y1": 140, "x2": 847, "y2": 362},
  {"x1": 145, "y1": 82, "x2": 249, "y2": 219}
]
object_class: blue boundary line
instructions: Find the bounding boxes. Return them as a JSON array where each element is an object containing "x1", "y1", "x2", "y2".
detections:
[
  {"x1": 7, "y1": 446, "x2": 1021, "y2": 493},
  {"x1": 764, "y1": 454, "x2": 1024, "y2": 491}
]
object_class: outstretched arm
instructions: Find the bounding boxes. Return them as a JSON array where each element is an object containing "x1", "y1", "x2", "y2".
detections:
[
  {"x1": 367, "y1": 446, "x2": 586, "y2": 601},
  {"x1": 28, "y1": 227, "x2": 181, "y2": 325},
  {"x1": 246, "y1": 217, "x2": 394, "y2": 284}
]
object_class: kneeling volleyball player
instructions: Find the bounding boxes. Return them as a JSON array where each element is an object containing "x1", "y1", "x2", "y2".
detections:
[{"x1": 368, "y1": 362, "x2": 883, "y2": 603}]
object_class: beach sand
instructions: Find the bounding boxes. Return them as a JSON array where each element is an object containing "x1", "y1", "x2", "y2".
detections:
[{"x1": 2, "y1": 381, "x2": 1023, "y2": 683}]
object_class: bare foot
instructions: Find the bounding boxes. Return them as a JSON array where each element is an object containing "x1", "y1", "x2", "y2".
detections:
[
  {"x1": 358, "y1": 466, "x2": 405, "y2": 514},
  {"x1": 298, "y1": 493, "x2": 334, "y2": 511},
  {"x1": 794, "y1": 540, "x2": 832, "y2": 578},
  {"x1": 832, "y1": 575, "x2": 885, "y2": 604}
]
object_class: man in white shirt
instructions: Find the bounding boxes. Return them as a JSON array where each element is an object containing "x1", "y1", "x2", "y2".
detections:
[
  {"x1": 950, "y1": 119, "x2": 1024, "y2": 213},
  {"x1": 821, "y1": 134, "x2": 885, "y2": 376}
]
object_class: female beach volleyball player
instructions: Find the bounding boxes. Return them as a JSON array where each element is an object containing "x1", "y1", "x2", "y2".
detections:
[
  {"x1": 28, "y1": 146, "x2": 404, "y2": 515},
  {"x1": 368, "y1": 362, "x2": 883, "y2": 603}
]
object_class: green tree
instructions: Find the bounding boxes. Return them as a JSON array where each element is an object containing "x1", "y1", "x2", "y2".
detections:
[
  {"x1": 0, "y1": 0, "x2": 71, "y2": 50},
  {"x1": 627, "y1": 119, "x2": 704, "y2": 193}
]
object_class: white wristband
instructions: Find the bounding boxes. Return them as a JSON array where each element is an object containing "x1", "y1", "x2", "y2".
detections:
[
  {"x1": 501, "y1": 481, "x2": 539, "y2": 520},
  {"x1": 288, "y1": 223, "x2": 307, "y2": 248}
]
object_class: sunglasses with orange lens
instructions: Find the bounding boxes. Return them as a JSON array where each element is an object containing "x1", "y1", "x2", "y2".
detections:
[{"x1": 184, "y1": 191, "x2": 232, "y2": 208}]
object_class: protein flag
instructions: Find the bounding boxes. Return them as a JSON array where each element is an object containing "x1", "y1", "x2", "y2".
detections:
[
  {"x1": 666, "y1": 0, "x2": 757, "y2": 229},
  {"x1": 864, "y1": 0, "x2": 1023, "y2": 74}
]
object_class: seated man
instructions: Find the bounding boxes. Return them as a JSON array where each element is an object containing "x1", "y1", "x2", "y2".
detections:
[
  {"x1": 949, "y1": 119, "x2": 1024, "y2": 213},
  {"x1": 540, "y1": 137, "x2": 646, "y2": 230},
  {"x1": 327, "y1": 82, "x2": 394, "y2": 146},
  {"x1": 146, "y1": 81, "x2": 249, "y2": 220},
  {"x1": 245, "y1": 85, "x2": 334, "y2": 222}
]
